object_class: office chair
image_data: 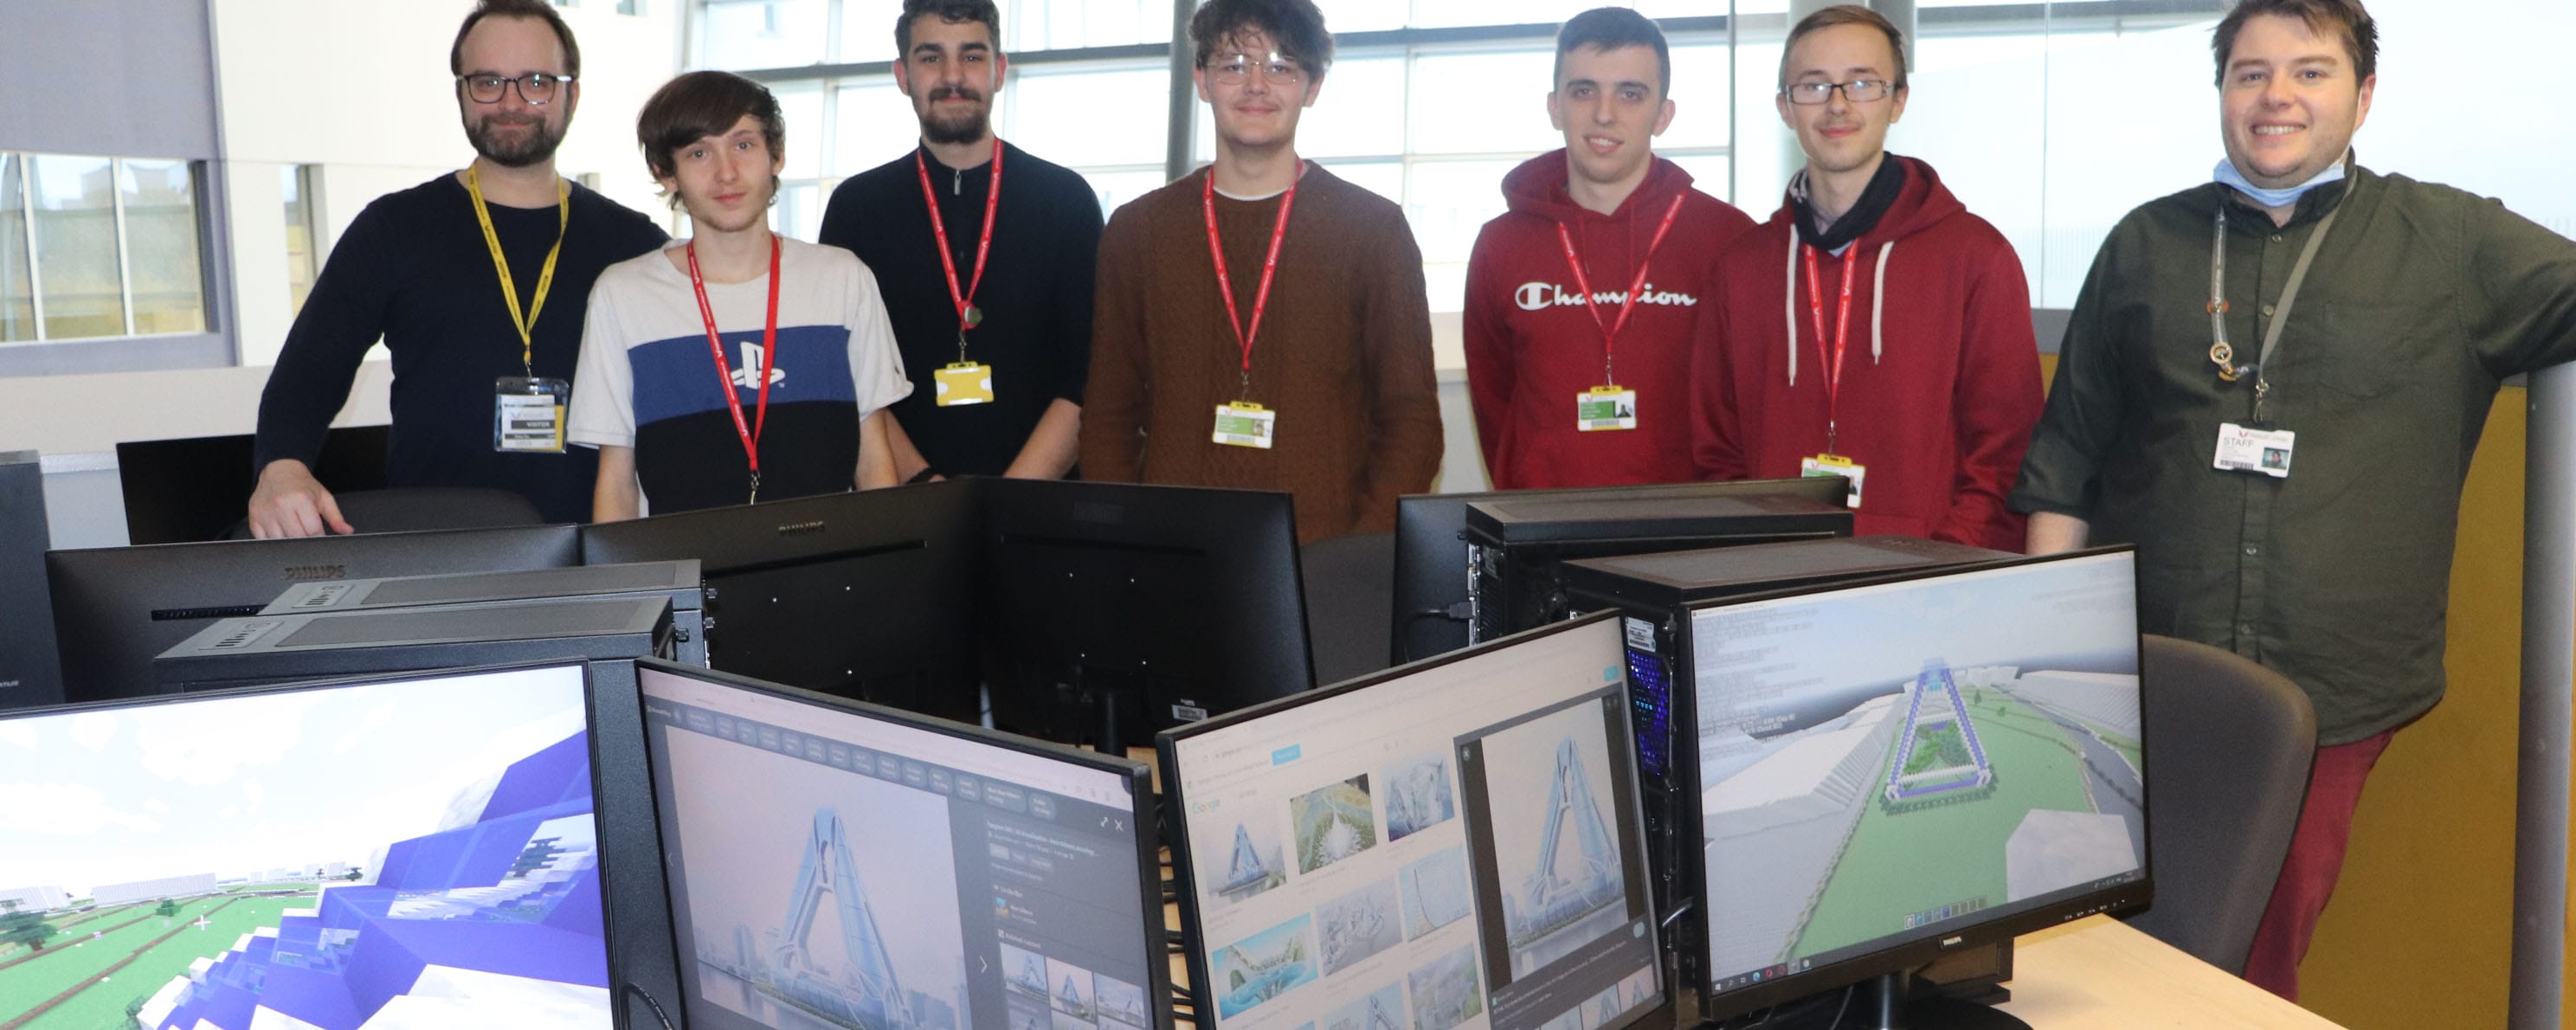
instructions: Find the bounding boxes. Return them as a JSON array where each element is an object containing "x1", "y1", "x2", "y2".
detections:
[
  {"x1": 1298, "y1": 531, "x2": 1395, "y2": 688},
  {"x1": 221, "y1": 487, "x2": 546, "y2": 540},
  {"x1": 2123, "y1": 633, "x2": 2318, "y2": 975}
]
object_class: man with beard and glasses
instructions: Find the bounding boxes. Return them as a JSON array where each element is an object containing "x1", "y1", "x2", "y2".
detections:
[
  {"x1": 248, "y1": 0, "x2": 667, "y2": 535},
  {"x1": 817, "y1": 0, "x2": 1101, "y2": 481}
]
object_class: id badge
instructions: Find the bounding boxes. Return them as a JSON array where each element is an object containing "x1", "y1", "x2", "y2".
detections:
[
  {"x1": 1577, "y1": 385, "x2": 1639, "y2": 432},
  {"x1": 2213, "y1": 422, "x2": 2295, "y2": 478},
  {"x1": 934, "y1": 362, "x2": 995, "y2": 407},
  {"x1": 1801, "y1": 453, "x2": 1866, "y2": 508},
  {"x1": 1213, "y1": 402, "x2": 1277, "y2": 449},
  {"x1": 493, "y1": 377, "x2": 570, "y2": 454}
]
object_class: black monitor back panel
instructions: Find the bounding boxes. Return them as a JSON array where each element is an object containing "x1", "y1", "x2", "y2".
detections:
[
  {"x1": 47, "y1": 524, "x2": 583, "y2": 704},
  {"x1": 151, "y1": 595, "x2": 673, "y2": 693},
  {"x1": 117, "y1": 424, "x2": 391, "y2": 545},
  {"x1": 976, "y1": 478, "x2": 1311, "y2": 747},
  {"x1": 1391, "y1": 478, "x2": 1852, "y2": 666},
  {"x1": 578, "y1": 480, "x2": 982, "y2": 724},
  {"x1": 0, "y1": 450, "x2": 61, "y2": 711}
]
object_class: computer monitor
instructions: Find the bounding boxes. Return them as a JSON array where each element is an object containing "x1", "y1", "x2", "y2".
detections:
[
  {"x1": 45, "y1": 525, "x2": 583, "y2": 704},
  {"x1": 1390, "y1": 478, "x2": 1852, "y2": 666},
  {"x1": 579, "y1": 481, "x2": 981, "y2": 724},
  {"x1": 978, "y1": 478, "x2": 1309, "y2": 750},
  {"x1": 0, "y1": 661, "x2": 621, "y2": 1029},
  {"x1": 632, "y1": 658, "x2": 1168, "y2": 1030},
  {"x1": 115, "y1": 426, "x2": 390, "y2": 545},
  {"x1": 1161, "y1": 613, "x2": 1669, "y2": 1030},
  {"x1": 1688, "y1": 549, "x2": 2149, "y2": 1026}
]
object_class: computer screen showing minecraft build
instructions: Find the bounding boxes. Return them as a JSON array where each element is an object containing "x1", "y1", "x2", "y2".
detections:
[
  {"x1": 1163, "y1": 615, "x2": 1664, "y2": 1030},
  {"x1": 0, "y1": 663, "x2": 612, "y2": 1029},
  {"x1": 636, "y1": 664, "x2": 1162, "y2": 1030},
  {"x1": 1692, "y1": 550, "x2": 2144, "y2": 998}
]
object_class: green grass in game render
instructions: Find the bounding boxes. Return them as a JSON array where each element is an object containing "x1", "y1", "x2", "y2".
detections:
[
  {"x1": 0, "y1": 892, "x2": 311, "y2": 1030},
  {"x1": 1790, "y1": 688, "x2": 2096, "y2": 961}
]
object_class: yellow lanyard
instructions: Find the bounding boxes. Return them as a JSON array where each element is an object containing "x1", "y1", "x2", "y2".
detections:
[{"x1": 467, "y1": 165, "x2": 570, "y2": 378}]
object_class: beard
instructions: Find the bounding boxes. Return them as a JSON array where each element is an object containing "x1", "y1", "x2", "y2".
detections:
[
  {"x1": 917, "y1": 85, "x2": 991, "y2": 145},
  {"x1": 465, "y1": 112, "x2": 566, "y2": 168}
]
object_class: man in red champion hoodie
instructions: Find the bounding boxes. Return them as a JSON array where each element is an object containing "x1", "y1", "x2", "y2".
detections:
[
  {"x1": 1463, "y1": 7, "x2": 1755, "y2": 491},
  {"x1": 1690, "y1": 4, "x2": 2041, "y2": 550}
]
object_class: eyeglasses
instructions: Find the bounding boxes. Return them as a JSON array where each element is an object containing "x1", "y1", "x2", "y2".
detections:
[
  {"x1": 1781, "y1": 79, "x2": 1895, "y2": 105},
  {"x1": 458, "y1": 73, "x2": 576, "y2": 106},
  {"x1": 1208, "y1": 52, "x2": 1306, "y2": 87}
]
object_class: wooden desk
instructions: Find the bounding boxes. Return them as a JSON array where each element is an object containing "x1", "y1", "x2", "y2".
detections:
[
  {"x1": 1162, "y1": 912, "x2": 2340, "y2": 1028},
  {"x1": 1994, "y1": 916, "x2": 2341, "y2": 1028}
]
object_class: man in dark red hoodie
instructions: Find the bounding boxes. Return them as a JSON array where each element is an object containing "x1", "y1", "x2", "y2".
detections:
[
  {"x1": 1690, "y1": 4, "x2": 2041, "y2": 550},
  {"x1": 1463, "y1": 7, "x2": 1755, "y2": 491}
]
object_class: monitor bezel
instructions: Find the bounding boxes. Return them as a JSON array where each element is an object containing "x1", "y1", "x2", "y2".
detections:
[
  {"x1": 1156, "y1": 609, "x2": 1677, "y2": 1030},
  {"x1": 0, "y1": 658, "x2": 633, "y2": 1027},
  {"x1": 1678, "y1": 545, "x2": 2152, "y2": 1020},
  {"x1": 625, "y1": 655, "x2": 1175, "y2": 1030}
]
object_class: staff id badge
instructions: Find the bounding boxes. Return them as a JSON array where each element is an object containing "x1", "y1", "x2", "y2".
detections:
[
  {"x1": 493, "y1": 377, "x2": 570, "y2": 454},
  {"x1": 1801, "y1": 453, "x2": 1866, "y2": 508},
  {"x1": 1213, "y1": 402, "x2": 1277, "y2": 449},
  {"x1": 1577, "y1": 385, "x2": 1638, "y2": 431},
  {"x1": 2213, "y1": 422, "x2": 2295, "y2": 478},
  {"x1": 934, "y1": 362, "x2": 995, "y2": 406}
]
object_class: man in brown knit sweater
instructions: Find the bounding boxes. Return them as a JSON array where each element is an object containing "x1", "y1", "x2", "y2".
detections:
[{"x1": 1079, "y1": 0, "x2": 1444, "y2": 542}]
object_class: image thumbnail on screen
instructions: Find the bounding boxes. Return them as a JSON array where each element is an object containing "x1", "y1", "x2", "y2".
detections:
[
  {"x1": 0, "y1": 665, "x2": 611, "y2": 1030},
  {"x1": 1694, "y1": 553, "x2": 2143, "y2": 988}
]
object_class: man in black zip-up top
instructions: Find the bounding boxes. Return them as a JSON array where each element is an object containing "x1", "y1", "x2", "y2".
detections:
[
  {"x1": 817, "y1": 0, "x2": 1102, "y2": 481},
  {"x1": 248, "y1": 0, "x2": 667, "y2": 535}
]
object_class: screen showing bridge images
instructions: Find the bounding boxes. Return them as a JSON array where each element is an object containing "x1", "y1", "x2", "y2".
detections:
[
  {"x1": 0, "y1": 664, "x2": 610, "y2": 1030},
  {"x1": 1691, "y1": 551, "x2": 2143, "y2": 994},
  {"x1": 636, "y1": 666, "x2": 1156, "y2": 1030},
  {"x1": 1169, "y1": 618, "x2": 1662, "y2": 1030}
]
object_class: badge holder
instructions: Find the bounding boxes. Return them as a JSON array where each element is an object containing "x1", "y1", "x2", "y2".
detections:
[
  {"x1": 2212, "y1": 422, "x2": 2295, "y2": 478},
  {"x1": 1213, "y1": 401, "x2": 1277, "y2": 449},
  {"x1": 1577, "y1": 385, "x2": 1639, "y2": 432},
  {"x1": 493, "y1": 377, "x2": 570, "y2": 454},
  {"x1": 935, "y1": 361, "x2": 995, "y2": 407},
  {"x1": 1801, "y1": 453, "x2": 1866, "y2": 508}
]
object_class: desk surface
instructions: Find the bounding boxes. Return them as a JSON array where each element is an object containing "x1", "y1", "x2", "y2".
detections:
[{"x1": 1161, "y1": 912, "x2": 2340, "y2": 1028}]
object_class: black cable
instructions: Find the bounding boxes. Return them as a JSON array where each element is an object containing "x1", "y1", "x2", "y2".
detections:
[
  {"x1": 622, "y1": 983, "x2": 677, "y2": 1030},
  {"x1": 1825, "y1": 982, "x2": 1857, "y2": 1030}
]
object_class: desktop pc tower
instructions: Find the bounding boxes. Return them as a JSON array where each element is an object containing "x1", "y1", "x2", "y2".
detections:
[
  {"x1": 1463, "y1": 492, "x2": 1853, "y2": 644},
  {"x1": 151, "y1": 595, "x2": 675, "y2": 694},
  {"x1": 261, "y1": 561, "x2": 708, "y2": 666}
]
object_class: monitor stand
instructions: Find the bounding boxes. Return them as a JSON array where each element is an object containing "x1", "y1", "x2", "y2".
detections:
[{"x1": 1740, "y1": 972, "x2": 2030, "y2": 1030}]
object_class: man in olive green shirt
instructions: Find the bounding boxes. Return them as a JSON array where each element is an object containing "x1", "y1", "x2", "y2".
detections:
[{"x1": 2011, "y1": 0, "x2": 2576, "y2": 1001}]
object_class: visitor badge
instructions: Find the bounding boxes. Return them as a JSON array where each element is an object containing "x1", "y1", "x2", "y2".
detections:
[
  {"x1": 1213, "y1": 402, "x2": 1277, "y2": 449},
  {"x1": 1801, "y1": 453, "x2": 1866, "y2": 508},
  {"x1": 1577, "y1": 385, "x2": 1638, "y2": 431},
  {"x1": 934, "y1": 362, "x2": 995, "y2": 407},
  {"x1": 493, "y1": 377, "x2": 569, "y2": 454},
  {"x1": 2213, "y1": 422, "x2": 2295, "y2": 478}
]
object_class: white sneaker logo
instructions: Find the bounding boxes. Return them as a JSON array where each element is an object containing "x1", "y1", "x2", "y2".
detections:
[{"x1": 731, "y1": 342, "x2": 787, "y2": 389}]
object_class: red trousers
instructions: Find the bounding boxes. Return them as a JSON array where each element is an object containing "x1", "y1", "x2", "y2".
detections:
[{"x1": 2241, "y1": 728, "x2": 2399, "y2": 1001}]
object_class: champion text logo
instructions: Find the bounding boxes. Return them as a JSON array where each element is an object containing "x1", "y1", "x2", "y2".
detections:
[
  {"x1": 1514, "y1": 281, "x2": 1698, "y2": 312},
  {"x1": 731, "y1": 342, "x2": 788, "y2": 390}
]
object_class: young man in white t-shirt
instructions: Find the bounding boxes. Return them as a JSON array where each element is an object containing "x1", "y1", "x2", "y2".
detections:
[{"x1": 570, "y1": 70, "x2": 911, "y2": 518}]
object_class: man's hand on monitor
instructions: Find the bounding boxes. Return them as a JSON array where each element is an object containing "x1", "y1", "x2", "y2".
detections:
[{"x1": 248, "y1": 460, "x2": 354, "y2": 538}]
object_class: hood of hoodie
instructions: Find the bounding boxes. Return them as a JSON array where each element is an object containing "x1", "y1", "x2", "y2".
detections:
[
  {"x1": 1770, "y1": 155, "x2": 1967, "y2": 387},
  {"x1": 1501, "y1": 149, "x2": 1698, "y2": 224}
]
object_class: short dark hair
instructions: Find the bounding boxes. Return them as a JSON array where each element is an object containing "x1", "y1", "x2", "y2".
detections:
[
  {"x1": 637, "y1": 71, "x2": 786, "y2": 183},
  {"x1": 1555, "y1": 8, "x2": 1671, "y2": 97},
  {"x1": 2212, "y1": 0, "x2": 2377, "y2": 87},
  {"x1": 450, "y1": 0, "x2": 581, "y2": 79},
  {"x1": 896, "y1": 0, "x2": 1003, "y2": 55},
  {"x1": 1779, "y1": 4, "x2": 1908, "y2": 90},
  {"x1": 1188, "y1": 0, "x2": 1333, "y2": 76}
]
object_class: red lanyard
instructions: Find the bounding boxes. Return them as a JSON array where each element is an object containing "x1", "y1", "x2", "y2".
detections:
[
  {"x1": 915, "y1": 138, "x2": 1002, "y2": 354},
  {"x1": 1553, "y1": 192, "x2": 1686, "y2": 383},
  {"x1": 1802, "y1": 243, "x2": 1859, "y2": 454},
  {"x1": 687, "y1": 235, "x2": 782, "y2": 501},
  {"x1": 1202, "y1": 165, "x2": 1299, "y2": 397}
]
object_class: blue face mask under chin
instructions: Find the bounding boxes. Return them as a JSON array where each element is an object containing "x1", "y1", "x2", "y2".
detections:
[{"x1": 2213, "y1": 153, "x2": 2347, "y2": 209}]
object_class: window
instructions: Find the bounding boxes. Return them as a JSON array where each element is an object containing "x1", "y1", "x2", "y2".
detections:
[
  {"x1": 0, "y1": 151, "x2": 211, "y2": 344},
  {"x1": 283, "y1": 165, "x2": 322, "y2": 316}
]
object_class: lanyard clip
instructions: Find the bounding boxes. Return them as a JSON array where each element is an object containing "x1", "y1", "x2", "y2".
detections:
[{"x1": 748, "y1": 470, "x2": 760, "y2": 505}]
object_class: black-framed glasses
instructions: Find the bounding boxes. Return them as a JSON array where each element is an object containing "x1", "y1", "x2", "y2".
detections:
[
  {"x1": 1782, "y1": 79, "x2": 1894, "y2": 105},
  {"x1": 458, "y1": 73, "x2": 576, "y2": 105},
  {"x1": 1208, "y1": 51, "x2": 1305, "y2": 87}
]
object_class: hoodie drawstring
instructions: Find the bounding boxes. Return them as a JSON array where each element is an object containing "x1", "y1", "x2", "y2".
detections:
[{"x1": 1871, "y1": 240, "x2": 1893, "y2": 365}]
